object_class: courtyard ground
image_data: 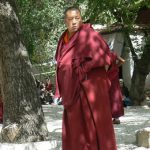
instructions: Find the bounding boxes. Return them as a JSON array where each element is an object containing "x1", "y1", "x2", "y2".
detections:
[{"x1": 0, "y1": 105, "x2": 150, "y2": 150}]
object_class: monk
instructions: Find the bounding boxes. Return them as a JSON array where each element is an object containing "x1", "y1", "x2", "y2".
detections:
[
  {"x1": 55, "y1": 6, "x2": 117, "y2": 150},
  {"x1": 108, "y1": 52, "x2": 125, "y2": 124}
]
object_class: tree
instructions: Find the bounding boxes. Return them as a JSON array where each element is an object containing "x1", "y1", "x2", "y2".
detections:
[
  {"x1": 128, "y1": 34, "x2": 150, "y2": 105},
  {"x1": 0, "y1": 0, "x2": 48, "y2": 143},
  {"x1": 16, "y1": 0, "x2": 67, "y2": 64},
  {"x1": 76, "y1": 0, "x2": 150, "y2": 105},
  {"x1": 15, "y1": 0, "x2": 71, "y2": 79}
]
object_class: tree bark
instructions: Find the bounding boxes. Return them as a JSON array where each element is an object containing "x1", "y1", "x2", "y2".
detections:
[
  {"x1": 0, "y1": 1, "x2": 49, "y2": 143},
  {"x1": 129, "y1": 35, "x2": 150, "y2": 105}
]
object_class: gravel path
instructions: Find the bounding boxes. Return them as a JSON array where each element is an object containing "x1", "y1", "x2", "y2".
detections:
[
  {"x1": 0, "y1": 105, "x2": 149, "y2": 150},
  {"x1": 44, "y1": 105, "x2": 150, "y2": 150}
]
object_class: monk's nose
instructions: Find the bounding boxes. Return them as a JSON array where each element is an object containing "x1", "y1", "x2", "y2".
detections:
[{"x1": 72, "y1": 18, "x2": 77, "y2": 24}]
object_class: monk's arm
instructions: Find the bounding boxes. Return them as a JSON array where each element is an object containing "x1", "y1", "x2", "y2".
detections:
[{"x1": 117, "y1": 55, "x2": 125, "y2": 67}]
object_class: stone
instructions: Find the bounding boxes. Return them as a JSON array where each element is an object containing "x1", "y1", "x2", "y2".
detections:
[{"x1": 136, "y1": 127, "x2": 150, "y2": 148}]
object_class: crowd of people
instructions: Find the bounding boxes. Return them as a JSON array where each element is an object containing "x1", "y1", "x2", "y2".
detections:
[{"x1": 36, "y1": 78, "x2": 62, "y2": 105}]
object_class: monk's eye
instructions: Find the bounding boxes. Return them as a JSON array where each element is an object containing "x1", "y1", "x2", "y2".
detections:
[{"x1": 68, "y1": 18, "x2": 73, "y2": 21}]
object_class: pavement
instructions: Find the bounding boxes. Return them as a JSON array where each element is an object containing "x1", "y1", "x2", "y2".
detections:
[{"x1": 0, "y1": 105, "x2": 150, "y2": 150}]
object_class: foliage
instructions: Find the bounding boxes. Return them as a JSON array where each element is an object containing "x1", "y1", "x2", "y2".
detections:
[
  {"x1": 16, "y1": 0, "x2": 69, "y2": 64},
  {"x1": 16, "y1": 0, "x2": 149, "y2": 79},
  {"x1": 16, "y1": 0, "x2": 150, "y2": 62},
  {"x1": 76, "y1": 0, "x2": 149, "y2": 25},
  {"x1": 15, "y1": 0, "x2": 75, "y2": 78},
  {"x1": 75, "y1": 0, "x2": 150, "y2": 55}
]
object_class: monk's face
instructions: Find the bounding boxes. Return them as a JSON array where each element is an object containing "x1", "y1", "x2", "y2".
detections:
[{"x1": 65, "y1": 10, "x2": 82, "y2": 35}]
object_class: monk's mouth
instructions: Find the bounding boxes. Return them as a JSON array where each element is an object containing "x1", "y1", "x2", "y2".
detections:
[{"x1": 72, "y1": 26, "x2": 78, "y2": 30}]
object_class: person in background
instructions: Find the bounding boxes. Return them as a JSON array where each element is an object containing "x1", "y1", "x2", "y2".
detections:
[
  {"x1": 45, "y1": 78, "x2": 53, "y2": 92},
  {"x1": 107, "y1": 51, "x2": 125, "y2": 124},
  {"x1": 45, "y1": 78, "x2": 54, "y2": 104},
  {"x1": 120, "y1": 79, "x2": 133, "y2": 107},
  {"x1": 55, "y1": 6, "x2": 117, "y2": 150},
  {"x1": 39, "y1": 81, "x2": 46, "y2": 105}
]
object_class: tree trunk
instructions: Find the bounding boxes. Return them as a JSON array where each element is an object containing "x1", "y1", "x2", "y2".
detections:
[
  {"x1": 130, "y1": 64, "x2": 148, "y2": 105},
  {"x1": 0, "y1": 1, "x2": 49, "y2": 143},
  {"x1": 129, "y1": 36, "x2": 150, "y2": 105}
]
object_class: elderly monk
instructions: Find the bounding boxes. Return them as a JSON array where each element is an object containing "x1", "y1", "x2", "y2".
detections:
[{"x1": 55, "y1": 6, "x2": 117, "y2": 150}]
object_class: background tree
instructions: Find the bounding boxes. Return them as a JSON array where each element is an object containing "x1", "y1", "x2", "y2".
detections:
[
  {"x1": 0, "y1": 0, "x2": 48, "y2": 142},
  {"x1": 15, "y1": 0, "x2": 73, "y2": 79},
  {"x1": 76, "y1": 0, "x2": 150, "y2": 105}
]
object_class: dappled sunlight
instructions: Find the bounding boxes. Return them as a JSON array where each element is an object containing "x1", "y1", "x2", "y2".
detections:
[
  {"x1": 114, "y1": 106, "x2": 150, "y2": 149},
  {"x1": 43, "y1": 105, "x2": 63, "y2": 133},
  {"x1": 0, "y1": 140, "x2": 58, "y2": 150},
  {"x1": 0, "y1": 105, "x2": 149, "y2": 149},
  {"x1": 47, "y1": 121, "x2": 62, "y2": 133}
]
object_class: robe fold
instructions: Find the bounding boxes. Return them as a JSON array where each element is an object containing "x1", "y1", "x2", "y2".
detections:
[{"x1": 55, "y1": 23, "x2": 117, "y2": 150}]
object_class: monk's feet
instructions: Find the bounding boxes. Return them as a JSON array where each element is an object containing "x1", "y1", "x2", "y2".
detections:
[{"x1": 113, "y1": 118, "x2": 120, "y2": 124}]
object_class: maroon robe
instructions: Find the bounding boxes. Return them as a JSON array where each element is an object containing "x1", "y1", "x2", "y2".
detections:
[
  {"x1": 108, "y1": 52, "x2": 124, "y2": 118},
  {"x1": 55, "y1": 24, "x2": 117, "y2": 150}
]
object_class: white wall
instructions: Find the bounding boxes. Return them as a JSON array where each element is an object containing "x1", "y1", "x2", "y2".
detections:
[{"x1": 102, "y1": 32, "x2": 150, "y2": 90}]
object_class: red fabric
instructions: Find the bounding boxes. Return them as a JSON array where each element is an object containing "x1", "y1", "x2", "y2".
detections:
[
  {"x1": 108, "y1": 52, "x2": 124, "y2": 118},
  {"x1": 46, "y1": 83, "x2": 53, "y2": 91},
  {"x1": 54, "y1": 75, "x2": 61, "y2": 98},
  {"x1": 55, "y1": 23, "x2": 117, "y2": 150},
  {"x1": 64, "y1": 32, "x2": 69, "y2": 44}
]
